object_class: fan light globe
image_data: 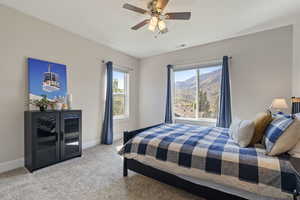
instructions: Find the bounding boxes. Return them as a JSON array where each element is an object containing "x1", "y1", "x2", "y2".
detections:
[
  {"x1": 158, "y1": 20, "x2": 166, "y2": 31},
  {"x1": 148, "y1": 23, "x2": 156, "y2": 32},
  {"x1": 148, "y1": 16, "x2": 158, "y2": 31}
]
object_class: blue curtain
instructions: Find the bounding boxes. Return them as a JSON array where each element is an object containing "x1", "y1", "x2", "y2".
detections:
[
  {"x1": 217, "y1": 56, "x2": 232, "y2": 128},
  {"x1": 101, "y1": 61, "x2": 113, "y2": 144},
  {"x1": 165, "y1": 65, "x2": 173, "y2": 123}
]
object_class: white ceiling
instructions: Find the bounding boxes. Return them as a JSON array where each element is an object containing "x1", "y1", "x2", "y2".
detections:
[{"x1": 1, "y1": 0, "x2": 300, "y2": 58}]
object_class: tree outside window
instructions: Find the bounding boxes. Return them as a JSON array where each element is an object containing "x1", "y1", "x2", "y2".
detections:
[{"x1": 113, "y1": 70, "x2": 129, "y2": 118}]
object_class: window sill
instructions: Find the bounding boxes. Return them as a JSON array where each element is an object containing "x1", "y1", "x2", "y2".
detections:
[
  {"x1": 175, "y1": 117, "x2": 216, "y2": 123},
  {"x1": 113, "y1": 115, "x2": 129, "y2": 121},
  {"x1": 175, "y1": 117, "x2": 216, "y2": 126}
]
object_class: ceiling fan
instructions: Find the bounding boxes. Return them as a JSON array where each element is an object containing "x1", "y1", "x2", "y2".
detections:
[{"x1": 123, "y1": 0, "x2": 191, "y2": 34}]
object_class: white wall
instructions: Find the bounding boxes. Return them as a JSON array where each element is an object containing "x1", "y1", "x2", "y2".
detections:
[
  {"x1": 292, "y1": 20, "x2": 300, "y2": 96},
  {"x1": 0, "y1": 5, "x2": 140, "y2": 165},
  {"x1": 139, "y1": 26, "x2": 293, "y2": 128}
]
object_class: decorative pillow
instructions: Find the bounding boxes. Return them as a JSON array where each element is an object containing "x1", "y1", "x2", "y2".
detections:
[
  {"x1": 289, "y1": 142, "x2": 300, "y2": 158},
  {"x1": 273, "y1": 112, "x2": 292, "y2": 119},
  {"x1": 264, "y1": 116, "x2": 295, "y2": 155},
  {"x1": 288, "y1": 117, "x2": 300, "y2": 157},
  {"x1": 249, "y1": 112, "x2": 273, "y2": 146},
  {"x1": 230, "y1": 120, "x2": 255, "y2": 147}
]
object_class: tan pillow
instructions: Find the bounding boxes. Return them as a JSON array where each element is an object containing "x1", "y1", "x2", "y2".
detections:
[
  {"x1": 268, "y1": 119, "x2": 300, "y2": 156},
  {"x1": 289, "y1": 115, "x2": 300, "y2": 156},
  {"x1": 289, "y1": 141, "x2": 300, "y2": 157},
  {"x1": 249, "y1": 112, "x2": 272, "y2": 146}
]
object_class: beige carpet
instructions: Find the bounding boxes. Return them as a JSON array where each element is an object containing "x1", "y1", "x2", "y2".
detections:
[{"x1": 0, "y1": 141, "x2": 204, "y2": 200}]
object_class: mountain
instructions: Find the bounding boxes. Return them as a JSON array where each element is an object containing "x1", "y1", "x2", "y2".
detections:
[
  {"x1": 175, "y1": 69, "x2": 221, "y2": 99},
  {"x1": 174, "y1": 69, "x2": 222, "y2": 118},
  {"x1": 175, "y1": 76, "x2": 196, "y2": 89},
  {"x1": 199, "y1": 69, "x2": 222, "y2": 102}
]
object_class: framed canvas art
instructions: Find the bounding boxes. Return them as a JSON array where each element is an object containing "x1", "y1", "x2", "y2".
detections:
[{"x1": 28, "y1": 58, "x2": 67, "y2": 109}]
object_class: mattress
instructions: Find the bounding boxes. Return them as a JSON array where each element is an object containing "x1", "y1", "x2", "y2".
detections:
[{"x1": 119, "y1": 123, "x2": 297, "y2": 200}]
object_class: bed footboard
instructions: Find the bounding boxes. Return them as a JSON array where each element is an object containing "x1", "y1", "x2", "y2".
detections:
[
  {"x1": 123, "y1": 123, "x2": 163, "y2": 177},
  {"x1": 126, "y1": 159, "x2": 247, "y2": 200}
]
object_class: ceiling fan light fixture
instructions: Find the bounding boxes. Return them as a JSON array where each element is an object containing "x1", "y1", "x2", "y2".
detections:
[{"x1": 123, "y1": 0, "x2": 191, "y2": 34}]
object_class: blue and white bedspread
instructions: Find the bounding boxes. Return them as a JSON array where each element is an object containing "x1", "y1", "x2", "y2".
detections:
[{"x1": 119, "y1": 123, "x2": 297, "y2": 200}]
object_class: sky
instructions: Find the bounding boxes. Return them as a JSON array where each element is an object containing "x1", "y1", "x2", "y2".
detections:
[
  {"x1": 175, "y1": 65, "x2": 221, "y2": 82},
  {"x1": 28, "y1": 58, "x2": 67, "y2": 100}
]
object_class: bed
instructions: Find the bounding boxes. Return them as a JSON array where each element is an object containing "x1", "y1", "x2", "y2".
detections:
[{"x1": 118, "y1": 123, "x2": 299, "y2": 200}]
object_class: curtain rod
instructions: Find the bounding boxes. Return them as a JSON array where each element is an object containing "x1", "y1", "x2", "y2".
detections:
[
  {"x1": 101, "y1": 60, "x2": 134, "y2": 71},
  {"x1": 173, "y1": 56, "x2": 232, "y2": 67}
]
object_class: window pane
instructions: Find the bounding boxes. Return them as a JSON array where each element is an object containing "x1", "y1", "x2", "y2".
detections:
[
  {"x1": 174, "y1": 65, "x2": 222, "y2": 120},
  {"x1": 198, "y1": 66, "x2": 222, "y2": 119},
  {"x1": 174, "y1": 69, "x2": 197, "y2": 118},
  {"x1": 113, "y1": 71, "x2": 125, "y2": 94},
  {"x1": 113, "y1": 71, "x2": 126, "y2": 116},
  {"x1": 113, "y1": 94, "x2": 125, "y2": 116}
]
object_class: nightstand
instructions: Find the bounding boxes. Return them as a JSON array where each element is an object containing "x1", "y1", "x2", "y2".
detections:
[{"x1": 290, "y1": 157, "x2": 300, "y2": 200}]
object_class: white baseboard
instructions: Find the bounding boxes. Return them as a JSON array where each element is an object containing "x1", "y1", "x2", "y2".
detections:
[
  {"x1": 0, "y1": 158, "x2": 24, "y2": 174},
  {"x1": 82, "y1": 139, "x2": 99, "y2": 149},
  {"x1": 0, "y1": 140, "x2": 100, "y2": 174}
]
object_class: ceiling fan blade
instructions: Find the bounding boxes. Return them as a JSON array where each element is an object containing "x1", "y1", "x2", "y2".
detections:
[
  {"x1": 165, "y1": 12, "x2": 191, "y2": 20},
  {"x1": 131, "y1": 19, "x2": 150, "y2": 30},
  {"x1": 123, "y1": 3, "x2": 148, "y2": 14},
  {"x1": 156, "y1": 0, "x2": 169, "y2": 11}
]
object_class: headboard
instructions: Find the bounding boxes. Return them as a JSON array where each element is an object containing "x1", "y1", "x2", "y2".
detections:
[{"x1": 292, "y1": 97, "x2": 300, "y2": 114}]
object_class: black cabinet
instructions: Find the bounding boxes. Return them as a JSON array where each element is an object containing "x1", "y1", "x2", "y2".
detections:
[{"x1": 25, "y1": 110, "x2": 82, "y2": 172}]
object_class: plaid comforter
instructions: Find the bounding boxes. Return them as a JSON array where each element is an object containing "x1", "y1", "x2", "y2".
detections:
[{"x1": 119, "y1": 123, "x2": 297, "y2": 195}]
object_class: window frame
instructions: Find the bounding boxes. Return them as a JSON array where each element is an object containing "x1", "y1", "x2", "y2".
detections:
[
  {"x1": 172, "y1": 62, "x2": 222, "y2": 123},
  {"x1": 112, "y1": 68, "x2": 130, "y2": 120}
]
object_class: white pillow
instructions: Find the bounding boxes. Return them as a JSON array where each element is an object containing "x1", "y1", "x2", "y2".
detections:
[{"x1": 230, "y1": 120, "x2": 255, "y2": 147}]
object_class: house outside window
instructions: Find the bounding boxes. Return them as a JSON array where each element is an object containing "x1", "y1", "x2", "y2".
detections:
[
  {"x1": 174, "y1": 64, "x2": 222, "y2": 122},
  {"x1": 113, "y1": 70, "x2": 129, "y2": 119}
]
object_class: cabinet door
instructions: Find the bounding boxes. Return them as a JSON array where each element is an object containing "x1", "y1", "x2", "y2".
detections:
[
  {"x1": 60, "y1": 111, "x2": 82, "y2": 160},
  {"x1": 33, "y1": 112, "x2": 60, "y2": 169}
]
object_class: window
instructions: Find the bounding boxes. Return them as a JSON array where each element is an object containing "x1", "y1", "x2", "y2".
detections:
[
  {"x1": 113, "y1": 70, "x2": 129, "y2": 119},
  {"x1": 174, "y1": 65, "x2": 222, "y2": 121}
]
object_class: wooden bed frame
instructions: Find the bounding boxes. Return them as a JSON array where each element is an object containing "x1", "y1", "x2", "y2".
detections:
[
  {"x1": 123, "y1": 124, "x2": 300, "y2": 200},
  {"x1": 123, "y1": 124, "x2": 247, "y2": 200},
  {"x1": 292, "y1": 97, "x2": 300, "y2": 114}
]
